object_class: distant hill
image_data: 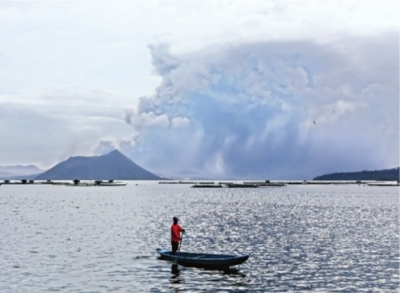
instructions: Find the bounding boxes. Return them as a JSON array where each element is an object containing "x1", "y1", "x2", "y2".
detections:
[
  {"x1": 35, "y1": 150, "x2": 161, "y2": 180},
  {"x1": 313, "y1": 167, "x2": 400, "y2": 181},
  {"x1": 0, "y1": 165, "x2": 45, "y2": 180}
]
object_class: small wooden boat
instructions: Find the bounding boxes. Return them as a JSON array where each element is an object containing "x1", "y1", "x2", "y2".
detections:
[{"x1": 156, "y1": 249, "x2": 249, "y2": 269}]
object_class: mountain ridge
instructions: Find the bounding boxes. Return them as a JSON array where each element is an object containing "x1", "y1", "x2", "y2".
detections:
[
  {"x1": 313, "y1": 167, "x2": 399, "y2": 181},
  {"x1": 34, "y1": 150, "x2": 161, "y2": 180},
  {"x1": 0, "y1": 165, "x2": 44, "y2": 179}
]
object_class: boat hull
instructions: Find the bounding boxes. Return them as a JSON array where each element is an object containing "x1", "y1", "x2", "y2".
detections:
[{"x1": 156, "y1": 249, "x2": 249, "y2": 269}]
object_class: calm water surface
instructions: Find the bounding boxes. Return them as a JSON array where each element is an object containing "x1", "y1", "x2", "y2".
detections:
[{"x1": 0, "y1": 182, "x2": 399, "y2": 292}]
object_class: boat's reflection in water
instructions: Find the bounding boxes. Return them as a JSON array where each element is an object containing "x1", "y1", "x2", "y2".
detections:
[
  {"x1": 221, "y1": 267, "x2": 246, "y2": 276},
  {"x1": 168, "y1": 263, "x2": 248, "y2": 292}
]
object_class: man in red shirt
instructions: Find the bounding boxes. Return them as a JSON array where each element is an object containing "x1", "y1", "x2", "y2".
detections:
[{"x1": 171, "y1": 217, "x2": 185, "y2": 254}]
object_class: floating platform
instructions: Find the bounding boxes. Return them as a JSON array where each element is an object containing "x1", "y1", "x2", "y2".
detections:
[
  {"x1": 367, "y1": 183, "x2": 399, "y2": 187},
  {"x1": 191, "y1": 184, "x2": 223, "y2": 188},
  {"x1": 0, "y1": 180, "x2": 127, "y2": 187},
  {"x1": 225, "y1": 183, "x2": 258, "y2": 188},
  {"x1": 56, "y1": 182, "x2": 127, "y2": 187}
]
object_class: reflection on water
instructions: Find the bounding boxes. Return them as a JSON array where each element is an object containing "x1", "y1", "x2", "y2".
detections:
[
  {"x1": 0, "y1": 183, "x2": 398, "y2": 292},
  {"x1": 171, "y1": 264, "x2": 181, "y2": 279},
  {"x1": 169, "y1": 264, "x2": 183, "y2": 292},
  {"x1": 170, "y1": 264, "x2": 182, "y2": 283}
]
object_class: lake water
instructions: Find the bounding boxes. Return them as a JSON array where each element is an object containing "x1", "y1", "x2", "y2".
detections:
[{"x1": 0, "y1": 182, "x2": 398, "y2": 292}]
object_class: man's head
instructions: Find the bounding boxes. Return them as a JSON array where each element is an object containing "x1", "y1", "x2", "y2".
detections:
[{"x1": 173, "y1": 217, "x2": 179, "y2": 224}]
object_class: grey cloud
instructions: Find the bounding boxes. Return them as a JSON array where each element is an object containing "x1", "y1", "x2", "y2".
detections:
[
  {"x1": 122, "y1": 33, "x2": 398, "y2": 179},
  {"x1": 122, "y1": 107, "x2": 135, "y2": 124},
  {"x1": 93, "y1": 136, "x2": 137, "y2": 156},
  {"x1": 148, "y1": 43, "x2": 179, "y2": 75}
]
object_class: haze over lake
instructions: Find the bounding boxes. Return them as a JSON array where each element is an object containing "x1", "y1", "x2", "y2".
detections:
[{"x1": 1, "y1": 182, "x2": 398, "y2": 292}]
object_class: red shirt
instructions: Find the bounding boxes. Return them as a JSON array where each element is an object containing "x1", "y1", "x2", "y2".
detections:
[{"x1": 171, "y1": 223, "x2": 183, "y2": 243}]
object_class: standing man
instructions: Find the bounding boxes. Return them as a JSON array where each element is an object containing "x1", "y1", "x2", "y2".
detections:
[{"x1": 171, "y1": 217, "x2": 185, "y2": 254}]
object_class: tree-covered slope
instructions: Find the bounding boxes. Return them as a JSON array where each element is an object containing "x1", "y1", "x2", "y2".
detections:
[{"x1": 313, "y1": 167, "x2": 399, "y2": 181}]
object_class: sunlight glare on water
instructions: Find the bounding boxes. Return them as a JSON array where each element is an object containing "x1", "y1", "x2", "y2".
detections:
[{"x1": 0, "y1": 182, "x2": 398, "y2": 292}]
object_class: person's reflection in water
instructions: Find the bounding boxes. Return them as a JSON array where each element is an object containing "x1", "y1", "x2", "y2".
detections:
[
  {"x1": 170, "y1": 264, "x2": 181, "y2": 283},
  {"x1": 169, "y1": 264, "x2": 184, "y2": 292}
]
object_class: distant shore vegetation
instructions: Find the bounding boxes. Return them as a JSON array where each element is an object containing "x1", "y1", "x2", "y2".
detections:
[{"x1": 313, "y1": 167, "x2": 400, "y2": 181}]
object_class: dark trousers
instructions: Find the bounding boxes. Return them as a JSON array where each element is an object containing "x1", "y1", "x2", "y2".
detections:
[{"x1": 171, "y1": 241, "x2": 179, "y2": 254}]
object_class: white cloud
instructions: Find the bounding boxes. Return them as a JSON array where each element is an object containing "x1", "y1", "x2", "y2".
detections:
[
  {"x1": 306, "y1": 100, "x2": 360, "y2": 128},
  {"x1": 171, "y1": 116, "x2": 190, "y2": 129}
]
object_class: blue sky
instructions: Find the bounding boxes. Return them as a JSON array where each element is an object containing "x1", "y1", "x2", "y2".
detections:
[{"x1": 0, "y1": 1, "x2": 398, "y2": 179}]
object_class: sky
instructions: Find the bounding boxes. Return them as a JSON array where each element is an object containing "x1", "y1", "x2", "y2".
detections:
[{"x1": 0, "y1": 1, "x2": 398, "y2": 180}]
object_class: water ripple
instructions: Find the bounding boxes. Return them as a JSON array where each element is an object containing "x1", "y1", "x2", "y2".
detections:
[{"x1": 0, "y1": 183, "x2": 398, "y2": 292}]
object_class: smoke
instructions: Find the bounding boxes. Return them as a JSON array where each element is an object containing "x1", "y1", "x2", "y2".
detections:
[
  {"x1": 119, "y1": 33, "x2": 398, "y2": 179},
  {"x1": 93, "y1": 136, "x2": 137, "y2": 156}
]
